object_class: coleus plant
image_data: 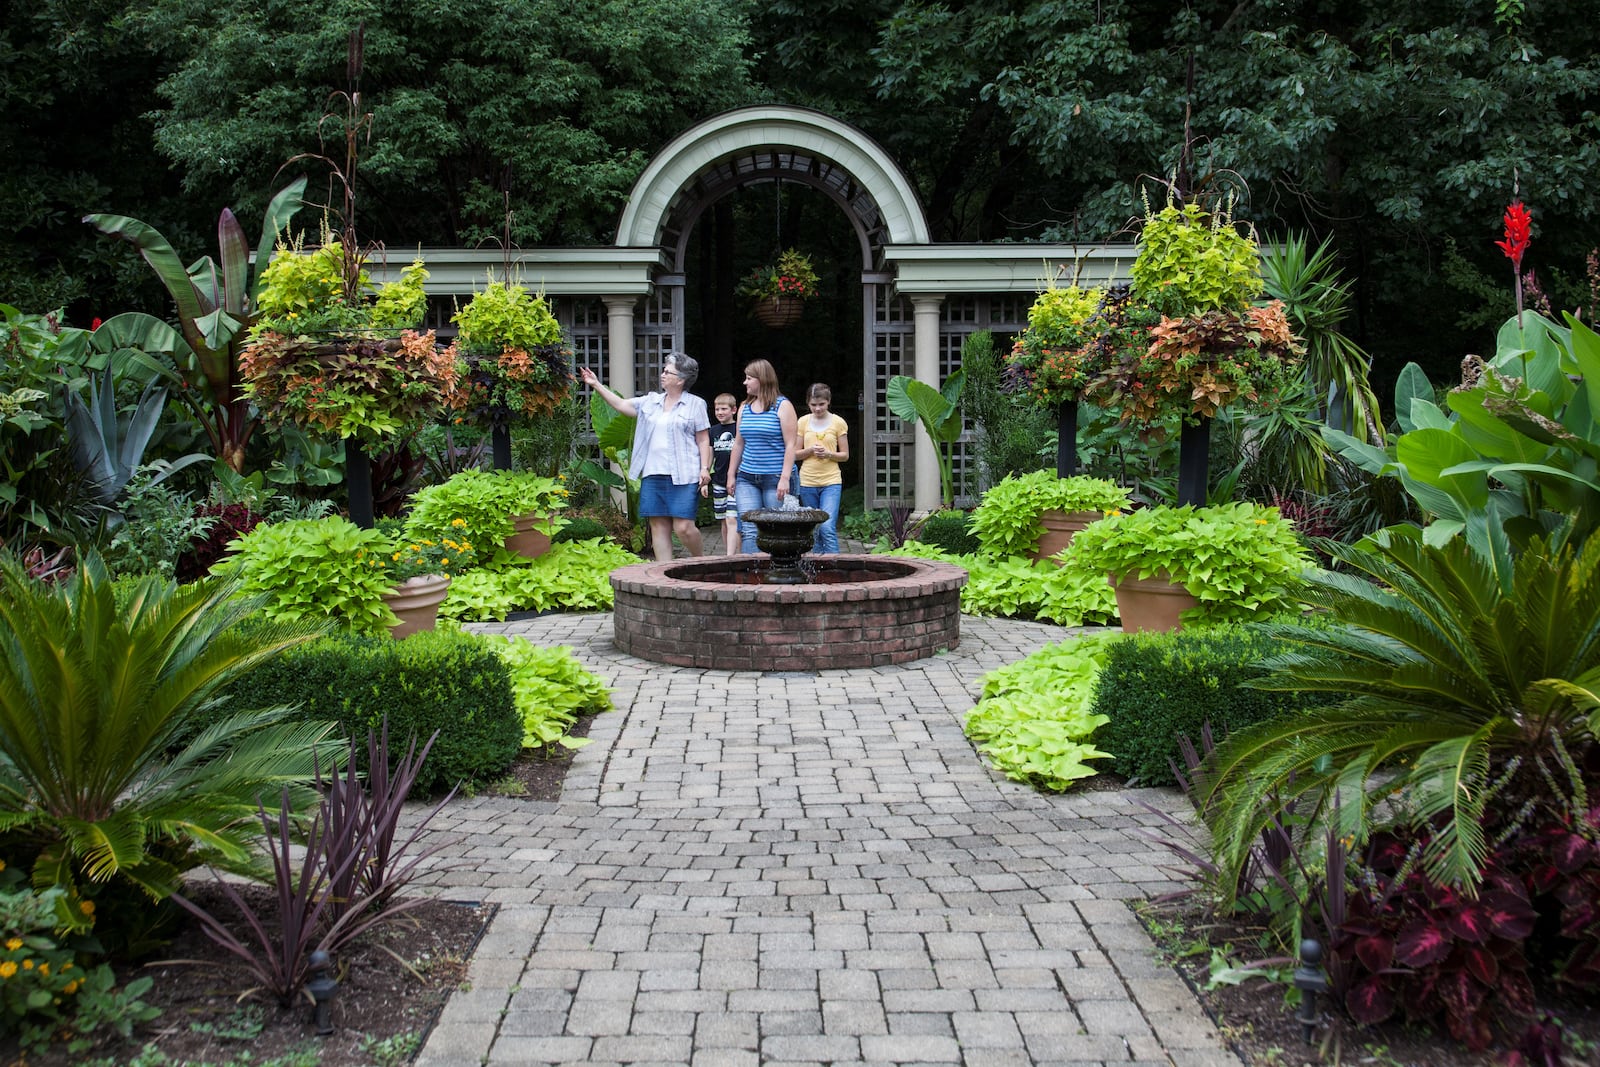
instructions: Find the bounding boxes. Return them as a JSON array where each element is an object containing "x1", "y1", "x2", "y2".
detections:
[{"x1": 1331, "y1": 834, "x2": 1538, "y2": 1051}]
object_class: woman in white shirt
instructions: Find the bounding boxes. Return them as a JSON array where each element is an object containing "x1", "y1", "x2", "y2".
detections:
[{"x1": 581, "y1": 352, "x2": 713, "y2": 561}]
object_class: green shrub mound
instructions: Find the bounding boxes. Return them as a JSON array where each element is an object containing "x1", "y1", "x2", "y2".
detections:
[
  {"x1": 222, "y1": 628, "x2": 521, "y2": 793},
  {"x1": 1089, "y1": 623, "x2": 1309, "y2": 786},
  {"x1": 913, "y1": 509, "x2": 981, "y2": 555}
]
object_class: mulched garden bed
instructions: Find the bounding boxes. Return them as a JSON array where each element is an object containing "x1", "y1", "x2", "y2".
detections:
[{"x1": 1141, "y1": 901, "x2": 1600, "y2": 1067}]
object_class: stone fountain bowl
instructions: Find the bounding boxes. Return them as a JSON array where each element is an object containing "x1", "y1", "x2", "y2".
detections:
[{"x1": 608, "y1": 554, "x2": 968, "y2": 671}]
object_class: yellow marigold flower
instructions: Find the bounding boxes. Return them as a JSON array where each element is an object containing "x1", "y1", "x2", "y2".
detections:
[
  {"x1": 22, "y1": 959, "x2": 33, "y2": 970},
  {"x1": 451, "y1": 518, "x2": 466, "y2": 527},
  {"x1": 0, "y1": 961, "x2": 15, "y2": 978},
  {"x1": 38, "y1": 963, "x2": 48, "y2": 976},
  {"x1": 1254, "y1": 518, "x2": 1269, "y2": 525},
  {"x1": 4, "y1": 939, "x2": 20, "y2": 951},
  {"x1": 79, "y1": 900, "x2": 94, "y2": 916},
  {"x1": 392, "y1": 552, "x2": 402, "y2": 561},
  {"x1": 63, "y1": 980, "x2": 79, "y2": 994}
]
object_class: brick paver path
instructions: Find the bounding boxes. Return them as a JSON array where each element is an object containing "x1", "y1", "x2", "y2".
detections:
[{"x1": 410, "y1": 610, "x2": 1239, "y2": 1067}]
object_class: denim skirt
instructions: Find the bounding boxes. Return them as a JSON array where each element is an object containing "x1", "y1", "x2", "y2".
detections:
[{"x1": 638, "y1": 475, "x2": 698, "y2": 519}]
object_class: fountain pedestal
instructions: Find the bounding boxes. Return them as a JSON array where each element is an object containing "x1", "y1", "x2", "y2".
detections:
[{"x1": 746, "y1": 507, "x2": 829, "y2": 584}]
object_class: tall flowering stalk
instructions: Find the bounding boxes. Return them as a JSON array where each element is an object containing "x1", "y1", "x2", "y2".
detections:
[{"x1": 1496, "y1": 201, "x2": 1532, "y2": 324}]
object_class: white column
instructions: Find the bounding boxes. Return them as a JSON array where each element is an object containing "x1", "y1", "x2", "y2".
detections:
[
  {"x1": 910, "y1": 295, "x2": 945, "y2": 515},
  {"x1": 602, "y1": 296, "x2": 638, "y2": 397},
  {"x1": 602, "y1": 297, "x2": 639, "y2": 510}
]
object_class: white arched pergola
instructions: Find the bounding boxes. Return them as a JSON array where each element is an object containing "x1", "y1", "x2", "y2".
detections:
[{"x1": 374, "y1": 105, "x2": 1135, "y2": 511}]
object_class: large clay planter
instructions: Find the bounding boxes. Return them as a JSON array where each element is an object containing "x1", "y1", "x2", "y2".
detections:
[
  {"x1": 1109, "y1": 572, "x2": 1198, "y2": 633},
  {"x1": 382, "y1": 574, "x2": 451, "y2": 639},
  {"x1": 504, "y1": 512, "x2": 552, "y2": 559},
  {"x1": 1030, "y1": 509, "x2": 1100, "y2": 564}
]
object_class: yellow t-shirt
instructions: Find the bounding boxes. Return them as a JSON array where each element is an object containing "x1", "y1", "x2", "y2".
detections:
[{"x1": 798, "y1": 413, "x2": 847, "y2": 487}]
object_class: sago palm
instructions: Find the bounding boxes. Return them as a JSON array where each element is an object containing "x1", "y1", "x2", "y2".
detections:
[
  {"x1": 1197, "y1": 527, "x2": 1600, "y2": 901},
  {"x1": 0, "y1": 553, "x2": 341, "y2": 905}
]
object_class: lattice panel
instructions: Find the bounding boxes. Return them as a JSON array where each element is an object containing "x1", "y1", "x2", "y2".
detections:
[
  {"x1": 557, "y1": 298, "x2": 606, "y2": 438},
  {"x1": 942, "y1": 297, "x2": 978, "y2": 325},
  {"x1": 874, "y1": 286, "x2": 910, "y2": 324},
  {"x1": 989, "y1": 294, "x2": 1029, "y2": 329},
  {"x1": 872, "y1": 330, "x2": 910, "y2": 434},
  {"x1": 875, "y1": 441, "x2": 907, "y2": 502}
]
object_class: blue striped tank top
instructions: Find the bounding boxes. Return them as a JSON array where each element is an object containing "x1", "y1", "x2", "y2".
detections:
[{"x1": 737, "y1": 397, "x2": 789, "y2": 474}]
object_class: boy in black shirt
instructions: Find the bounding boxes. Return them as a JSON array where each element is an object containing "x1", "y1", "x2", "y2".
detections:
[{"x1": 705, "y1": 393, "x2": 739, "y2": 554}]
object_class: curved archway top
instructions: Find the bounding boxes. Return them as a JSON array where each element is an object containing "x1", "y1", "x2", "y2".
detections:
[{"x1": 615, "y1": 105, "x2": 931, "y2": 248}]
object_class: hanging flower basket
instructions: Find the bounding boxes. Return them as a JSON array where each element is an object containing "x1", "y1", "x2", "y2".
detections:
[
  {"x1": 737, "y1": 249, "x2": 818, "y2": 328},
  {"x1": 753, "y1": 294, "x2": 804, "y2": 329}
]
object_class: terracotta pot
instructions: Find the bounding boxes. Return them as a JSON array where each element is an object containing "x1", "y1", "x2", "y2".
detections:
[
  {"x1": 753, "y1": 294, "x2": 803, "y2": 328},
  {"x1": 504, "y1": 512, "x2": 552, "y2": 559},
  {"x1": 382, "y1": 574, "x2": 451, "y2": 639},
  {"x1": 1109, "y1": 571, "x2": 1199, "y2": 634},
  {"x1": 1030, "y1": 509, "x2": 1100, "y2": 564}
]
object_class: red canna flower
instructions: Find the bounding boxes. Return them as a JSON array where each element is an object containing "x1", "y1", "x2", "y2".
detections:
[
  {"x1": 1497, "y1": 200, "x2": 1532, "y2": 323},
  {"x1": 1496, "y1": 201, "x2": 1531, "y2": 270},
  {"x1": 90, "y1": 317, "x2": 103, "y2": 331}
]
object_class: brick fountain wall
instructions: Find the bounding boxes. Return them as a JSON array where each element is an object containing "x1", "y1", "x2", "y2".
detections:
[{"x1": 609, "y1": 555, "x2": 968, "y2": 671}]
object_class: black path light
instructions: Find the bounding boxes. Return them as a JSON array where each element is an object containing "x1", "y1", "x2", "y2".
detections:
[
  {"x1": 1293, "y1": 938, "x2": 1329, "y2": 1043},
  {"x1": 307, "y1": 949, "x2": 339, "y2": 1035}
]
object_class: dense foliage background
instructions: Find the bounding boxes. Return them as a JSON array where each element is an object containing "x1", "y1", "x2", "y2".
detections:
[{"x1": 6, "y1": 0, "x2": 1598, "y2": 385}]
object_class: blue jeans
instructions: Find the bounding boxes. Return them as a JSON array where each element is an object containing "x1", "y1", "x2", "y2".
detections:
[
  {"x1": 734, "y1": 472, "x2": 783, "y2": 552},
  {"x1": 797, "y1": 483, "x2": 842, "y2": 554}
]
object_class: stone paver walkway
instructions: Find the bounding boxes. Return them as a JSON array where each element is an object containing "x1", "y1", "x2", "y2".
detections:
[{"x1": 409, "y1": 611, "x2": 1239, "y2": 1067}]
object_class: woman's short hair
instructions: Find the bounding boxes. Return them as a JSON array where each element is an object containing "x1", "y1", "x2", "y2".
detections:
[{"x1": 664, "y1": 352, "x2": 699, "y2": 388}]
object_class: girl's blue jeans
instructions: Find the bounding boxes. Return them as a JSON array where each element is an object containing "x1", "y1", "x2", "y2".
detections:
[
  {"x1": 734, "y1": 472, "x2": 783, "y2": 552},
  {"x1": 797, "y1": 483, "x2": 842, "y2": 554}
]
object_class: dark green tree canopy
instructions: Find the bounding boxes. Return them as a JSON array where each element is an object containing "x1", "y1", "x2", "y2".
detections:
[{"x1": 141, "y1": 0, "x2": 756, "y2": 247}]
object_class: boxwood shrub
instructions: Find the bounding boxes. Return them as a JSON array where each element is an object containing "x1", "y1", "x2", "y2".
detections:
[
  {"x1": 1088, "y1": 623, "x2": 1310, "y2": 786},
  {"x1": 219, "y1": 627, "x2": 521, "y2": 794},
  {"x1": 913, "y1": 509, "x2": 981, "y2": 556}
]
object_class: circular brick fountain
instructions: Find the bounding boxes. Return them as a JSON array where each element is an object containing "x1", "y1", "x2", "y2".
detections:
[{"x1": 609, "y1": 555, "x2": 968, "y2": 671}]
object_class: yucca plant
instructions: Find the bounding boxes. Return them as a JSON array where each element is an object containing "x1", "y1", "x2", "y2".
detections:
[
  {"x1": 1196, "y1": 527, "x2": 1600, "y2": 904},
  {"x1": 0, "y1": 552, "x2": 341, "y2": 915}
]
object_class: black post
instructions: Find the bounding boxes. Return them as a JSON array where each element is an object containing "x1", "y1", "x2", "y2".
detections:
[
  {"x1": 344, "y1": 437, "x2": 374, "y2": 529},
  {"x1": 1056, "y1": 398, "x2": 1079, "y2": 478},
  {"x1": 491, "y1": 423, "x2": 513, "y2": 471},
  {"x1": 1176, "y1": 416, "x2": 1211, "y2": 506}
]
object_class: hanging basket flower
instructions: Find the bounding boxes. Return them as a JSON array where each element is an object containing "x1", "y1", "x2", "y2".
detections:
[
  {"x1": 737, "y1": 249, "x2": 818, "y2": 327},
  {"x1": 1005, "y1": 285, "x2": 1160, "y2": 407},
  {"x1": 442, "y1": 279, "x2": 575, "y2": 425}
]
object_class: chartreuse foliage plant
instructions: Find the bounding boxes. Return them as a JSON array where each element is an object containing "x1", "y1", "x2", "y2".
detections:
[
  {"x1": 890, "y1": 541, "x2": 1118, "y2": 625},
  {"x1": 1062, "y1": 502, "x2": 1312, "y2": 623},
  {"x1": 477, "y1": 636, "x2": 613, "y2": 749},
  {"x1": 1198, "y1": 527, "x2": 1600, "y2": 904},
  {"x1": 970, "y1": 471, "x2": 1130, "y2": 558},
  {"x1": 0, "y1": 553, "x2": 339, "y2": 914},
  {"x1": 1129, "y1": 197, "x2": 1263, "y2": 316},
  {"x1": 440, "y1": 538, "x2": 637, "y2": 621},
  {"x1": 964, "y1": 632, "x2": 1123, "y2": 790},
  {"x1": 217, "y1": 517, "x2": 397, "y2": 634},
  {"x1": 403, "y1": 468, "x2": 570, "y2": 563}
]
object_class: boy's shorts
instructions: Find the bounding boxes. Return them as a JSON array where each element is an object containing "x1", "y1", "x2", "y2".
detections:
[{"x1": 711, "y1": 485, "x2": 737, "y2": 520}]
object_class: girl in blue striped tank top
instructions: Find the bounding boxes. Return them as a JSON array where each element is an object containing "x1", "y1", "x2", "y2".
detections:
[{"x1": 726, "y1": 358, "x2": 798, "y2": 552}]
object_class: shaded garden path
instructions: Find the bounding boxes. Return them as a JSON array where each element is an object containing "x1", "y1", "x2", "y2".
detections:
[{"x1": 406, "y1": 611, "x2": 1238, "y2": 1066}]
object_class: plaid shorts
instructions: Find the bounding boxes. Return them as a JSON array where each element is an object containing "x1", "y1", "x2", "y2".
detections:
[{"x1": 711, "y1": 485, "x2": 737, "y2": 519}]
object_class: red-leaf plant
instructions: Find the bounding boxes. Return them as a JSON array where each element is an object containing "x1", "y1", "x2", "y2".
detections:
[{"x1": 1330, "y1": 833, "x2": 1539, "y2": 1051}]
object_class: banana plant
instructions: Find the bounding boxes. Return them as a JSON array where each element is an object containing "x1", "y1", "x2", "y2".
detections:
[
  {"x1": 85, "y1": 178, "x2": 306, "y2": 472},
  {"x1": 886, "y1": 368, "x2": 966, "y2": 506}
]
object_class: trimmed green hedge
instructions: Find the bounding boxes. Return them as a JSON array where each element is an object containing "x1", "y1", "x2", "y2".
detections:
[
  {"x1": 220, "y1": 628, "x2": 521, "y2": 794},
  {"x1": 914, "y1": 509, "x2": 981, "y2": 555},
  {"x1": 1089, "y1": 623, "x2": 1309, "y2": 786}
]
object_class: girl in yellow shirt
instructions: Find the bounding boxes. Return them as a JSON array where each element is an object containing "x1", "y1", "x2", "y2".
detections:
[{"x1": 795, "y1": 383, "x2": 849, "y2": 554}]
